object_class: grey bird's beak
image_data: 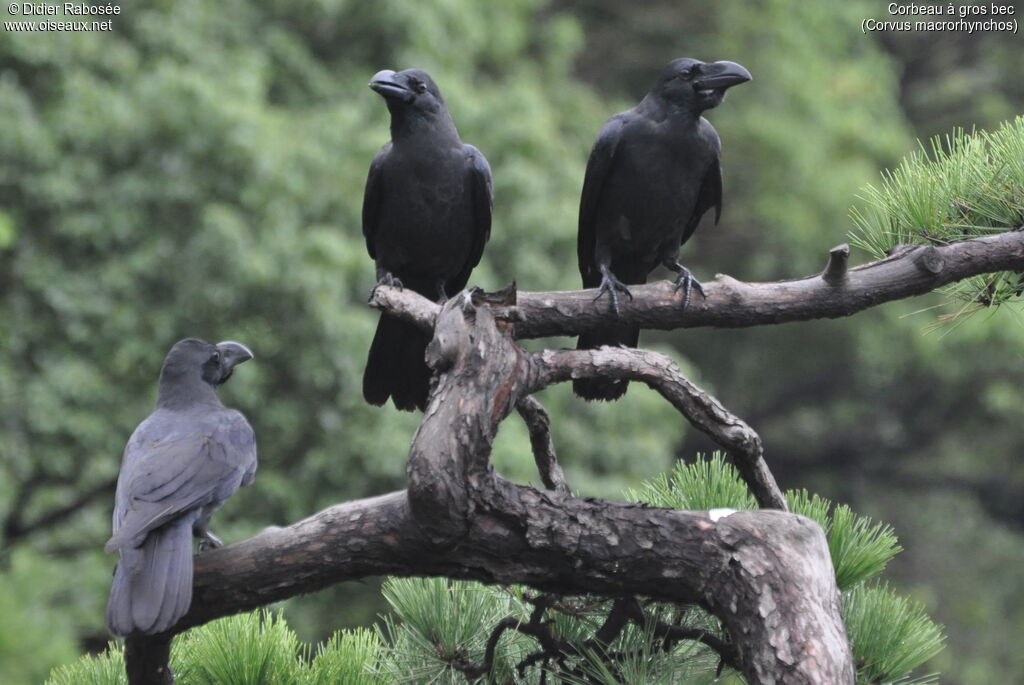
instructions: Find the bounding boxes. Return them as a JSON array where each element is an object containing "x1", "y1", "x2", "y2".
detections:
[
  {"x1": 369, "y1": 69, "x2": 413, "y2": 102},
  {"x1": 216, "y1": 341, "x2": 254, "y2": 370},
  {"x1": 693, "y1": 61, "x2": 752, "y2": 92}
]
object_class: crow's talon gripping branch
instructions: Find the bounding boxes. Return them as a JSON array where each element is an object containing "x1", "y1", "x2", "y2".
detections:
[
  {"x1": 593, "y1": 268, "x2": 633, "y2": 316},
  {"x1": 667, "y1": 263, "x2": 705, "y2": 310},
  {"x1": 380, "y1": 272, "x2": 404, "y2": 290},
  {"x1": 197, "y1": 531, "x2": 223, "y2": 552},
  {"x1": 369, "y1": 271, "x2": 404, "y2": 300}
]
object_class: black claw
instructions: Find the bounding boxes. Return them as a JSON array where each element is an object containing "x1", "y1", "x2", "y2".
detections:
[
  {"x1": 668, "y1": 263, "x2": 705, "y2": 311},
  {"x1": 369, "y1": 271, "x2": 404, "y2": 300},
  {"x1": 197, "y1": 531, "x2": 223, "y2": 552},
  {"x1": 435, "y1": 280, "x2": 449, "y2": 303},
  {"x1": 593, "y1": 270, "x2": 633, "y2": 316}
]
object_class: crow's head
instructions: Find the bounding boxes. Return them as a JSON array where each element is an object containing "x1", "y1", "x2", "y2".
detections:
[
  {"x1": 160, "y1": 338, "x2": 254, "y2": 390},
  {"x1": 653, "y1": 58, "x2": 751, "y2": 114},
  {"x1": 369, "y1": 68, "x2": 446, "y2": 118}
]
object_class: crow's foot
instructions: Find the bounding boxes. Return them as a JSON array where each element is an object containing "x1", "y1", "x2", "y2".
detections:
[
  {"x1": 369, "y1": 271, "x2": 404, "y2": 300},
  {"x1": 197, "y1": 531, "x2": 223, "y2": 552},
  {"x1": 667, "y1": 262, "x2": 705, "y2": 310},
  {"x1": 593, "y1": 268, "x2": 633, "y2": 316}
]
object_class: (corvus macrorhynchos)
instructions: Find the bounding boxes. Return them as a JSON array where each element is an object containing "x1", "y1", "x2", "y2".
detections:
[
  {"x1": 362, "y1": 68, "x2": 493, "y2": 412},
  {"x1": 105, "y1": 338, "x2": 256, "y2": 636},
  {"x1": 574, "y1": 58, "x2": 751, "y2": 401}
]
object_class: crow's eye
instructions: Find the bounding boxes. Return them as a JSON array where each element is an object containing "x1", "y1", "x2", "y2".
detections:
[
  {"x1": 211, "y1": 352, "x2": 221, "y2": 364},
  {"x1": 408, "y1": 78, "x2": 427, "y2": 94},
  {"x1": 677, "y1": 68, "x2": 692, "y2": 80}
]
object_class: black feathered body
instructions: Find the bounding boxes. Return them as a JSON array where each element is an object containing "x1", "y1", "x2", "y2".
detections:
[
  {"x1": 580, "y1": 111, "x2": 721, "y2": 286},
  {"x1": 362, "y1": 70, "x2": 492, "y2": 412},
  {"x1": 106, "y1": 390, "x2": 256, "y2": 635},
  {"x1": 368, "y1": 140, "x2": 485, "y2": 296},
  {"x1": 575, "y1": 99, "x2": 723, "y2": 401}
]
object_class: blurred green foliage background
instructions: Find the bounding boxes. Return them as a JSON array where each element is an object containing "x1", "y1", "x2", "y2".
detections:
[{"x1": 0, "y1": 1, "x2": 1021, "y2": 683}]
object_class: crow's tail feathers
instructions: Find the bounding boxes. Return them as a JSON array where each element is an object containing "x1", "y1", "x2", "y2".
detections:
[
  {"x1": 363, "y1": 313, "x2": 432, "y2": 412},
  {"x1": 572, "y1": 326, "x2": 640, "y2": 402},
  {"x1": 106, "y1": 517, "x2": 194, "y2": 636}
]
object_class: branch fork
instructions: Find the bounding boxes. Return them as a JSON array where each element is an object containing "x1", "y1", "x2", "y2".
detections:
[{"x1": 120, "y1": 232, "x2": 1024, "y2": 684}]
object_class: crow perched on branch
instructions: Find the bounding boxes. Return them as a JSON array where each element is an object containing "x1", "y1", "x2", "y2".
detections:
[
  {"x1": 105, "y1": 338, "x2": 256, "y2": 636},
  {"x1": 362, "y1": 68, "x2": 493, "y2": 412},
  {"x1": 574, "y1": 58, "x2": 751, "y2": 401}
]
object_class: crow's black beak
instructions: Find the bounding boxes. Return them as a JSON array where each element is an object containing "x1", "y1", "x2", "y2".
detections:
[
  {"x1": 693, "y1": 61, "x2": 752, "y2": 92},
  {"x1": 216, "y1": 341, "x2": 254, "y2": 372},
  {"x1": 369, "y1": 69, "x2": 413, "y2": 102}
]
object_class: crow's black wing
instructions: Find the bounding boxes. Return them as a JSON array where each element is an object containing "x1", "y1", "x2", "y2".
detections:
[
  {"x1": 362, "y1": 142, "x2": 392, "y2": 260},
  {"x1": 105, "y1": 409, "x2": 256, "y2": 553},
  {"x1": 680, "y1": 142, "x2": 723, "y2": 246},
  {"x1": 449, "y1": 144, "x2": 493, "y2": 292},
  {"x1": 577, "y1": 114, "x2": 627, "y2": 287}
]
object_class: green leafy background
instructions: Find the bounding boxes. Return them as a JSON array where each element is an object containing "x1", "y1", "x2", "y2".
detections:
[{"x1": 1, "y1": 1, "x2": 1022, "y2": 683}]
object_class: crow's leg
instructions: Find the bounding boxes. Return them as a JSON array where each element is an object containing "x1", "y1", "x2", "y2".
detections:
[
  {"x1": 593, "y1": 262, "x2": 633, "y2": 316},
  {"x1": 196, "y1": 531, "x2": 223, "y2": 552},
  {"x1": 194, "y1": 507, "x2": 223, "y2": 551},
  {"x1": 369, "y1": 265, "x2": 404, "y2": 299},
  {"x1": 663, "y1": 258, "x2": 706, "y2": 310}
]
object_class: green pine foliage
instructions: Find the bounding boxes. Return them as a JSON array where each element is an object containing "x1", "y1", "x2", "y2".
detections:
[
  {"x1": 376, "y1": 577, "x2": 532, "y2": 683},
  {"x1": 627, "y1": 455, "x2": 940, "y2": 684},
  {"x1": 789, "y1": 490, "x2": 903, "y2": 590},
  {"x1": 44, "y1": 611, "x2": 385, "y2": 685},
  {"x1": 850, "y1": 117, "x2": 1024, "y2": 314},
  {"x1": 44, "y1": 644, "x2": 126, "y2": 685},
  {"x1": 305, "y1": 627, "x2": 384, "y2": 685},
  {"x1": 625, "y1": 451, "x2": 757, "y2": 511},
  {"x1": 566, "y1": 613, "x2": 730, "y2": 685},
  {"x1": 628, "y1": 456, "x2": 904, "y2": 592},
  {"x1": 844, "y1": 583, "x2": 945, "y2": 685},
  {"x1": 172, "y1": 610, "x2": 302, "y2": 685}
]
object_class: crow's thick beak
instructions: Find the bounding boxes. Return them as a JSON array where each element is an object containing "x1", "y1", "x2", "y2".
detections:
[
  {"x1": 216, "y1": 341, "x2": 254, "y2": 371},
  {"x1": 693, "y1": 61, "x2": 752, "y2": 92},
  {"x1": 369, "y1": 69, "x2": 413, "y2": 102}
]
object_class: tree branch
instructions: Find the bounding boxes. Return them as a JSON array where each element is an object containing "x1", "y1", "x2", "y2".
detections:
[
  {"x1": 516, "y1": 396, "x2": 569, "y2": 493},
  {"x1": 127, "y1": 292, "x2": 854, "y2": 684},
  {"x1": 367, "y1": 232, "x2": 1024, "y2": 340},
  {"x1": 4, "y1": 477, "x2": 116, "y2": 543},
  {"x1": 509, "y1": 232, "x2": 1024, "y2": 337},
  {"x1": 528, "y1": 346, "x2": 784, "y2": 510}
]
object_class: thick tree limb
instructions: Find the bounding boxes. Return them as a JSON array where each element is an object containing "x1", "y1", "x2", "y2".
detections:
[
  {"x1": 133, "y1": 489, "x2": 849, "y2": 683},
  {"x1": 370, "y1": 232, "x2": 1024, "y2": 338},
  {"x1": 127, "y1": 291, "x2": 853, "y2": 684},
  {"x1": 126, "y1": 229, "x2": 1024, "y2": 682},
  {"x1": 527, "y1": 346, "x2": 785, "y2": 510},
  {"x1": 513, "y1": 232, "x2": 1024, "y2": 337}
]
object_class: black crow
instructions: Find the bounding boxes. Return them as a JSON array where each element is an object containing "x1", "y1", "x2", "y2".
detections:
[
  {"x1": 362, "y1": 68, "x2": 493, "y2": 412},
  {"x1": 105, "y1": 338, "x2": 256, "y2": 636},
  {"x1": 574, "y1": 58, "x2": 751, "y2": 401}
]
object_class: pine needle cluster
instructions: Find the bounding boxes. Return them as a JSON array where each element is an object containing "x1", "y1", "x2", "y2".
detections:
[{"x1": 850, "y1": 117, "x2": 1024, "y2": 321}]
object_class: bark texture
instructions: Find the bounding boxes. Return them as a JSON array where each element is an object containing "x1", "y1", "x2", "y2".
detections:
[{"x1": 126, "y1": 233, "x2": 1024, "y2": 683}]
